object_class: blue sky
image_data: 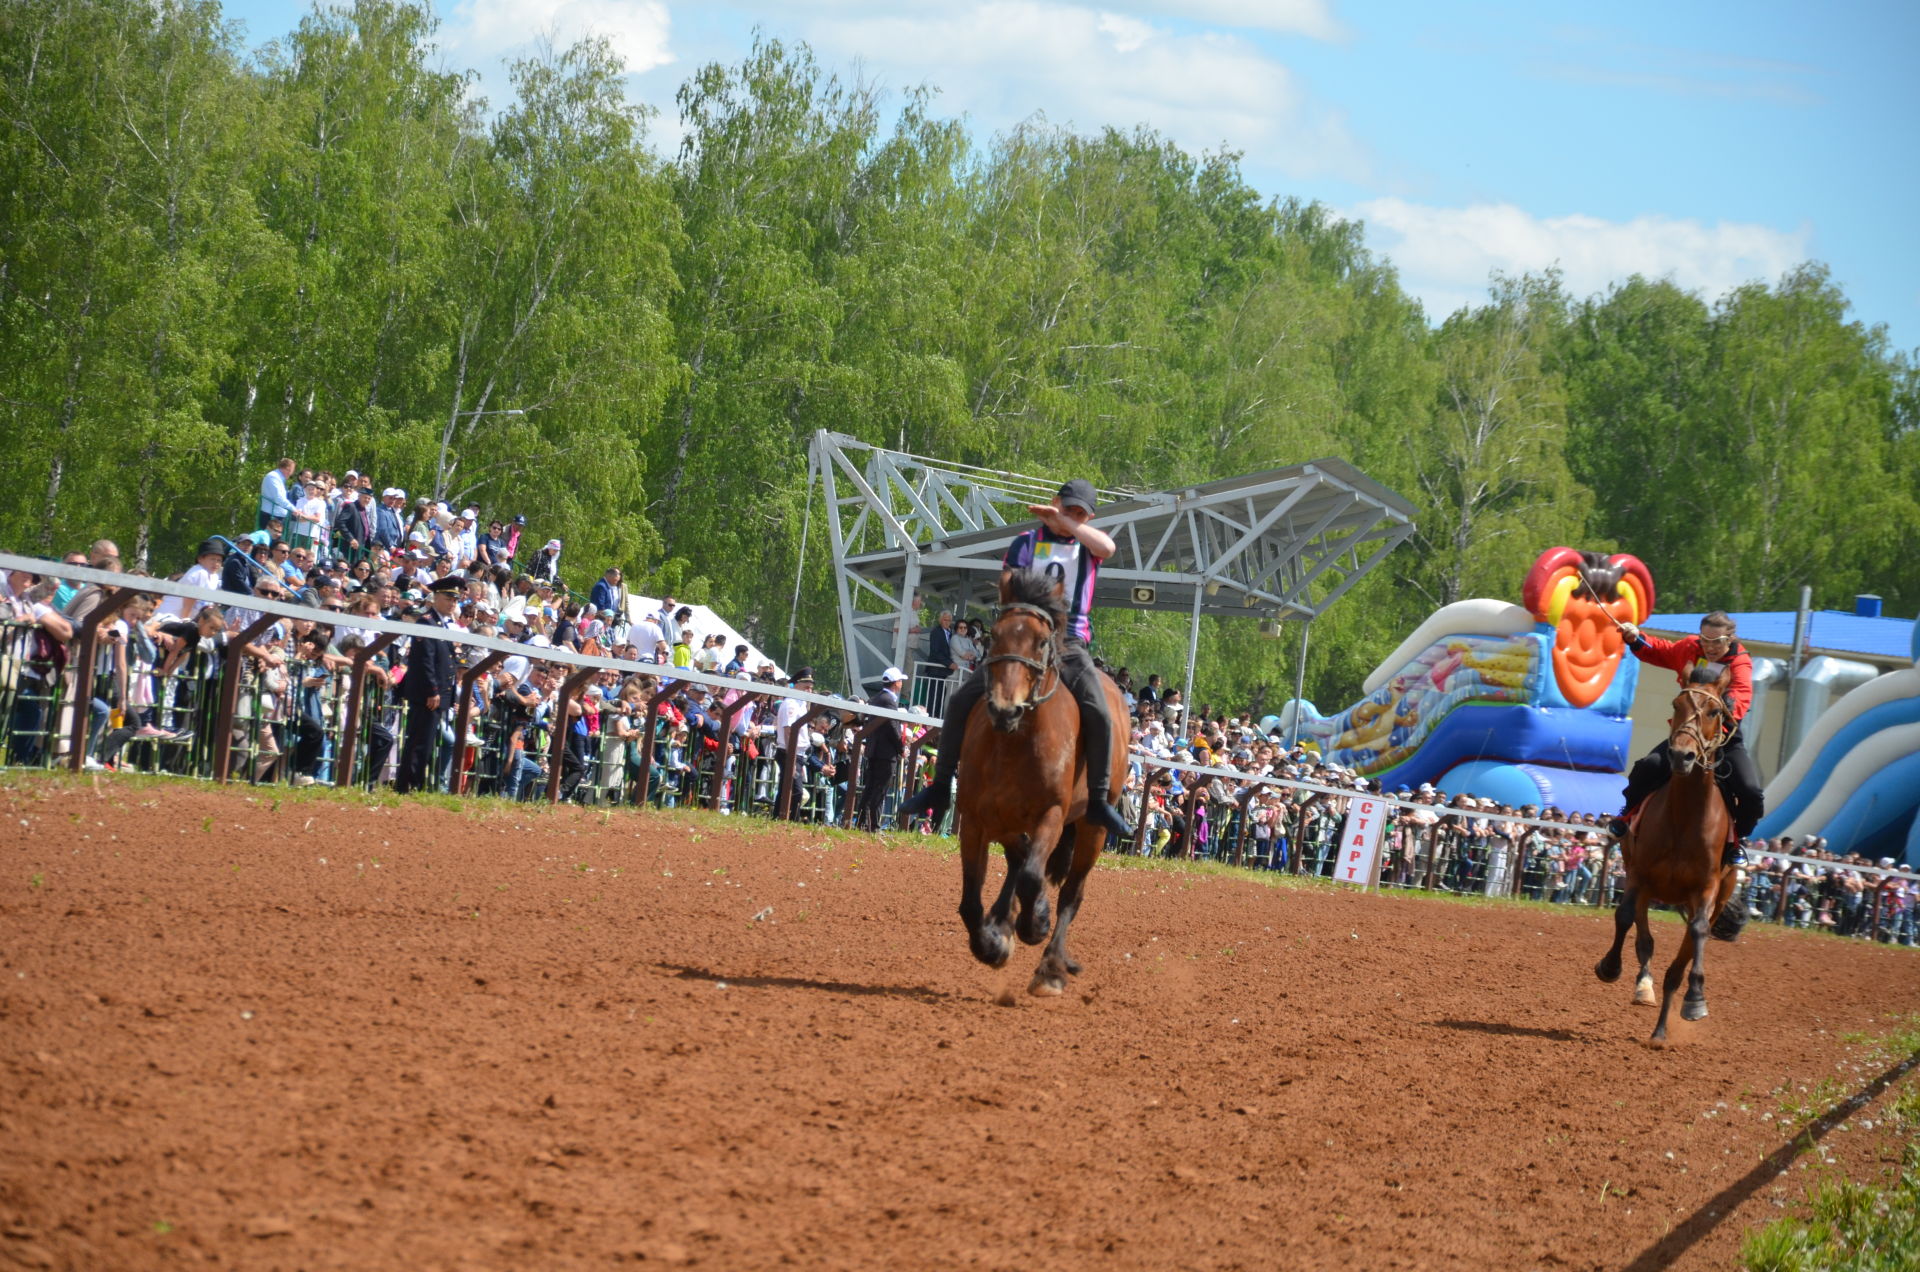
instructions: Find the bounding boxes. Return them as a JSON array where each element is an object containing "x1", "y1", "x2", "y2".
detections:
[{"x1": 220, "y1": 0, "x2": 1918, "y2": 351}]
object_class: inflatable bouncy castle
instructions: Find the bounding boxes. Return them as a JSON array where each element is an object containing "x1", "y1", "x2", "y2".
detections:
[
  {"x1": 1278, "y1": 548, "x2": 1656, "y2": 815},
  {"x1": 1755, "y1": 614, "x2": 1920, "y2": 865}
]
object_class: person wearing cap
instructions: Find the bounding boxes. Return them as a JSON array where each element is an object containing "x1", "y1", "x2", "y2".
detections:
[
  {"x1": 372, "y1": 491, "x2": 404, "y2": 552},
  {"x1": 772, "y1": 666, "x2": 816, "y2": 820},
  {"x1": 394, "y1": 575, "x2": 460, "y2": 794},
  {"x1": 856, "y1": 667, "x2": 910, "y2": 830},
  {"x1": 1611, "y1": 610, "x2": 1760, "y2": 867},
  {"x1": 898, "y1": 478, "x2": 1131, "y2": 837},
  {"x1": 168, "y1": 538, "x2": 228, "y2": 619}
]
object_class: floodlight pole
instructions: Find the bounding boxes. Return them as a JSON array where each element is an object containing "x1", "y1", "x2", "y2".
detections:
[
  {"x1": 1182, "y1": 583, "x2": 1203, "y2": 726},
  {"x1": 1289, "y1": 619, "x2": 1310, "y2": 748}
]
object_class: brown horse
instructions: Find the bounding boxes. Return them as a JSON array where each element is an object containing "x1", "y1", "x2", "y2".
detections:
[
  {"x1": 955, "y1": 569, "x2": 1129, "y2": 997},
  {"x1": 1594, "y1": 662, "x2": 1743, "y2": 1041}
]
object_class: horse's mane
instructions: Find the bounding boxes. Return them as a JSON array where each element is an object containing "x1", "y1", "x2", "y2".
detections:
[{"x1": 1003, "y1": 567, "x2": 1069, "y2": 623}]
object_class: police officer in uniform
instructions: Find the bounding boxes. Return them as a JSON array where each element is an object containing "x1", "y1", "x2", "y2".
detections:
[{"x1": 394, "y1": 576, "x2": 459, "y2": 794}]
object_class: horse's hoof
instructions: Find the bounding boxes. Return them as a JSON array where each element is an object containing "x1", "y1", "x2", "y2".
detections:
[
  {"x1": 971, "y1": 929, "x2": 1011, "y2": 969},
  {"x1": 1028, "y1": 973, "x2": 1065, "y2": 998},
  {"x1": 1633, "y1": 978, "x2": 1656, "y2": 1007},
  {"x1": 1682, "y1": 1000, "x2": 1708, "y2": 1022},
  {"x1": 1595, "y1": 957, "x2": 1622, "y2": 983}
]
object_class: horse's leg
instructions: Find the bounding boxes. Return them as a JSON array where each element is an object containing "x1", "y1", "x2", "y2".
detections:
[
  {"x1": 1595, "y1": 882, "x2": 1637, "y2": 982},
  {"x1": 1681, "y1": 892, "x2": 1714, "y2": 1021},
  {"x1": 959, "y1": 820, "x2": 1009, "y2": 969},
  {"x1": 984, "y1": 835, "x2": 1027, "y2": 958},
  {"x1": 1014, "y1": 812, "x2": 1062, "y2": 946},
  {"x1": 1632, "y1": 894, "x2": 1657, "y2": 1007},
  {"x1": 1653, "y1": 907, "x2": 1699, "y2": 1042},
  {"x1": 1031, "y1": 819, "x2": 1103, "y2": 995}
]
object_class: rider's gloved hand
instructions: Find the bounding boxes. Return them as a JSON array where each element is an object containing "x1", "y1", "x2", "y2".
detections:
[{"x1": 1618, "y1": 621, "x2": 1640, "y2": 643}]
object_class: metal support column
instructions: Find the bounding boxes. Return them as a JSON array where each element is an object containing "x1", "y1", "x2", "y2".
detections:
[
  {"x1": 335, "y1": 633, "x2": 400, "y2": 788},
  {"x1": 64, "y1": 587, "x2": 137, "y2": 771},
  {"x1": 212, "y1": 614, "x2": 282, "y2": 783},
  {"x1": 544, "y1": 667, "x2": 598, "y2": 803}
]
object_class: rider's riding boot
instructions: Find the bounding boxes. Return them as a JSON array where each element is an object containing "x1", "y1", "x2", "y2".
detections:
[
  {"x1": 896, "y1": 672, "x2": 983, "y2": 829},
  {"x1": 1722, "y1": 840, "x2": 1747, "y2": 868},
  {"x1": 1608, "y1": 814, "x2": 1631, "y2": 840},
  {"x1": 1086, "y1": 794, "x2": 1132, "y2": 839},
  {"x1": 896, "y1": 773, "x2": 951, "y2": 824},
  {"x1": 1069, "y1": 663, "x2": 1132, "y2": 840}
]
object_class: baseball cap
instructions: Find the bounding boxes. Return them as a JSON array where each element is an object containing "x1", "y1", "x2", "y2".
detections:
[
  {"x1": 1056, "y1": 478, "x2": 1096, "y2": 513},
  {"x1": 247, "y1": 530, "x2": 271, "y2": 546},
  {"x1": 543, "y1": 538, "x2": 562, "y2": 551},
  {"x1": 880, "y1": 666, "x2": 907, "y2": 683}
]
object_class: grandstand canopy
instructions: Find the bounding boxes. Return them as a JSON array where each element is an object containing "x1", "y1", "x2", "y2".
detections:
[{"x1": 803, "y1": 431, "x2": 1417, "y2": 696}]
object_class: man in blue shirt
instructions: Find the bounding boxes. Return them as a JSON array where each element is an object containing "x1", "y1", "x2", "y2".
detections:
[
  {"x1": 898, "y1": 478, "x2": 1130, "y2": 837},
  {"x1": 258, "y1": 458, "x2": 295, "y2": 531}
]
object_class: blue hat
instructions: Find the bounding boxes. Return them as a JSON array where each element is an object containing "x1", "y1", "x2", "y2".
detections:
[{"x1": 247, "y1": 530, "x2": 271, "y2": 546}]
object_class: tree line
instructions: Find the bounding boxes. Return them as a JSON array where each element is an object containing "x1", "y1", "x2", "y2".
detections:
[{"x1": 3, "y1": 0, "x2": 1915, "y2": 707}]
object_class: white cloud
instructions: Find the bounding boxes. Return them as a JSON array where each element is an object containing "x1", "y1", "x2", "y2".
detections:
[
  {"x1": 799, "y1": 2, "x2": 1369, "y2": 180},
  {"x1": 1350, "y1": 198, "x2": 1812, "y2": 318},
  {"x1": 445, "y1": 0, "x2": 674, "y2": 76},
  {"x1": 1102, "y1": 0, "x2": 1345, "y2": 40}
]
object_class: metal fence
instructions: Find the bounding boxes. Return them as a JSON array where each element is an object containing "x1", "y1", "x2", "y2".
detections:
[{"x1": 3, "y1": 551, "x2": 1913, "y2": 945}]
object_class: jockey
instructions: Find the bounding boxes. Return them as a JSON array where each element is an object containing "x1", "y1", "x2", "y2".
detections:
[
  {"x1": 1609, "y1": 610, "x2": 1763, "y2": 865},
  {"x1": 897, "y1": 478, "x2": 1132, "y2": 838}
]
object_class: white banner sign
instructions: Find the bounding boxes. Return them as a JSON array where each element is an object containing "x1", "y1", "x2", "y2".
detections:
[{"x1": 1335, "y1": 797, "x2": 1387, "y2": 889}]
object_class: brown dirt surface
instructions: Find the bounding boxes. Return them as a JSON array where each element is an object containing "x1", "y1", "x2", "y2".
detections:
[{"x1": 2, "y1": 775, "x2": 1918, "y2": 1271}]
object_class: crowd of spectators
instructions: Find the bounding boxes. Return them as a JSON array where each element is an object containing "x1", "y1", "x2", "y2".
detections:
[
  {"x1": 1, "y1": 469, "x2": 1914, "y2": 945},
  {"x1": 2, "y1": 460, "x2": 938, "y2": 816}
]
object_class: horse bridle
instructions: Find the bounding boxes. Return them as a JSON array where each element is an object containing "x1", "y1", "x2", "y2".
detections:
[
  {"x1": 984, "y1": 601, "x2": 1062, "y2": 711},
  {"x1": 1669, "y1": 686, "x2": 1729, "y2": 762}
]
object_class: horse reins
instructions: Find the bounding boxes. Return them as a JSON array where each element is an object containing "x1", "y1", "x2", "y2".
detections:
[{"x1": 984, "y1": 601, "x2": 1062, "y2": 710}]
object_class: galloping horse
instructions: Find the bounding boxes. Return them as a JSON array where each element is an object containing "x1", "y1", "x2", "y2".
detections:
[
  {"x1": 955, "y1": 569, "x2": 1129, "y2": 997},
  {"x1": 1594, "y1": 662, "x2": 1743, "y2": 1041}
]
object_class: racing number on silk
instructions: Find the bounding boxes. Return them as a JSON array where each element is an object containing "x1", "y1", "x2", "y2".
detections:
[{"x1": 1035, "y1": 537, "x2": 1079, "y2": 585}]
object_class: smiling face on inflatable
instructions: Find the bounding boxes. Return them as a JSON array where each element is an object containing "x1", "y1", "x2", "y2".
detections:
[{"x1": 1521, "y1": 548, "x2": 1655, "y2": 708}]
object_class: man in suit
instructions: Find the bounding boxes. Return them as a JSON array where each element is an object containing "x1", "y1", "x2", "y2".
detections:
[
  {"x1": 857, "y1": 667, "x2": 909, "y2": 830},
  {"x1": 922, "y1": 609, "x2": 954, "y2": 712},
  {"x1": 374, "y1": 490, "x2": 406, "y2": 552},
  {"x1": 394, "y1": 576, "x2": 459, "y2": 794},
  {"x1": 334, "y1": 488, "x2": 376, "y2": 565}
]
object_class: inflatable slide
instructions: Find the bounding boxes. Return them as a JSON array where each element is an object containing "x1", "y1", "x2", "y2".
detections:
[
  {"x1": 1278, "y1": 548, "x2": 1654, "y2": 816},
  {"x1": 1755, "y1": 615, "x2": 1920, "y2": 865}
]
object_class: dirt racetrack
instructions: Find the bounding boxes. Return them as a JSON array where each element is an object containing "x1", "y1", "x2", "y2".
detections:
[{"x1": 3, "y1": 777, "x2": 1918, "y2": 1271}]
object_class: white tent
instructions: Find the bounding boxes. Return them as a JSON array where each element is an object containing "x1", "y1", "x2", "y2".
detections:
[{"x1": 622, "y1": 594, "x2": 786, "y2": 683}]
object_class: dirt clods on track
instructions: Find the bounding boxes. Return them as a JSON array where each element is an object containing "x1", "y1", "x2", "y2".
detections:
[{"x1": 3, "y1": 778, "x2": 1918, "y2": 1270}]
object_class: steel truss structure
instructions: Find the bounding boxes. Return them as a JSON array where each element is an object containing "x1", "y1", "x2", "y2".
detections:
[{"x1": 806, "y1": 431, "x2": 1417, "y2": 702}]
